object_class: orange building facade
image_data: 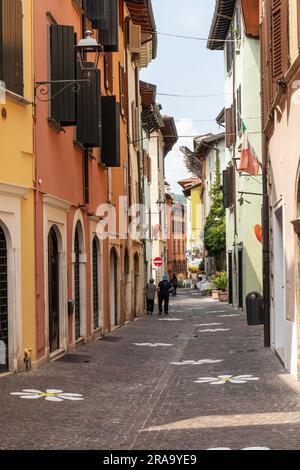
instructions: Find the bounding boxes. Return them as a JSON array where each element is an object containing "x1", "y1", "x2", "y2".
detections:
[{"x1": 32, "y1": 0, "x2": 156, "y2": 367}]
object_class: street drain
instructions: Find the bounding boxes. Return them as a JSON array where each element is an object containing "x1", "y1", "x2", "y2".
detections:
[{"x1": 56, "y1": 354, "x2": 91, "y2": 364}]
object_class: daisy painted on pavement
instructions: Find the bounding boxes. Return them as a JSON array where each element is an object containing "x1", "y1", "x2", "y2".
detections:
[
  {"x1": 194, "y1": 375, "x2": 260, "y2": 385},
  {"x1": 10, "y1": 389, "x2": 84, "y2": 402}
]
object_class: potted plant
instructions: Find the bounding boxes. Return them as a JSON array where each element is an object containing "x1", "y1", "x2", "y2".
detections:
[
  {"x1": 212, "y1": 272, "x2": 228, "y2": 302},
  {"x1": 210, "y1": 273, "x2": 221, "y2": 299}
]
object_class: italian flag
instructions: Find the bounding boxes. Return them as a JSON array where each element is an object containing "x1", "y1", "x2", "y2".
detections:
[{"x1": 239, "y1": 132, "x2": 260, "y2": 177}]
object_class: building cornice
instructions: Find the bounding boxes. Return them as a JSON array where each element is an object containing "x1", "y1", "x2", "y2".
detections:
[
  {"x1": 0, "y1": 182, "x2": 29, "y2": 199},
  {"x1": 42, "y1": 194, "x2": 71, "y2": 212}
]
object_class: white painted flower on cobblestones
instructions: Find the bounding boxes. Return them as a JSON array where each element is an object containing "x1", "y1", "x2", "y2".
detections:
[
  {"x1": 159, "y1": 318, "x2": 183, "y2": 322},
  {"x1": 171, "y1": 359, "x2": 224, "y2": 366},
  {"x1": 133, "y1": 343, "x2": 174, "y2": 347},
  {"x1": 194, "y1": 375, "x2": 260, "y2": 385},
  {"x1": 197, "y1": 328, "x2": 230, "y2": 333},
  {"x1": 10, "y1": 389, "x2": 84, "y2": 402}
]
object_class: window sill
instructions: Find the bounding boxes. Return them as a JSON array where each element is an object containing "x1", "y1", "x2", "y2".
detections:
[
  {"x1": 6, "y1": 90, "x2": 32, "y2": 106},
  {"x1": 48, "y1": 118, "x2": 65, "y2": 134},
  {"x1": 73, "y1": 140, "x2": 85, "y2": 153}
]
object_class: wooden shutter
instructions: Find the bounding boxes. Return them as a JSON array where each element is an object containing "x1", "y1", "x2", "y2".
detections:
[
  {"x1": 228, "y1": 165, "x2": 235, "y2": 207},
  {"x1": 1, "y1": 0, "x2": 23, "y2": 96},
  {"x1": 104, "y1": 52, "x2": 113, "y2": 93},
  {"x1": 261, "y1": 0, "x2": 272, "y2": 128},
  {"x1": 237, "y1": 85, "x2": 242, "y2": 132},
  {"x1": 225, "y1": 108, "x2": 233, "y2": 148},
  {"x1": 119, "y1": 63, "x2": 128, "y2": 119},
  {"x1": 222, "y1": 169, "x2": 229, "y2": 208},
  {"x1": 128, "y1": 21, "x2": 142, "y2": 53},
  {"x1": 271, "y1": 0, "x2": 289, "y2": 94},
  {"x1": 148, "y1": 156, "x2": 152, "y2": 183},
  {"x1": 132, "y1": 101, "x2": 139, "y2": 147},
  {"x1": 123, "y1": 67, "x2": 128, "y2": 121},
  {"x1": 232, "y1": 101, "x2": 236, "y2": 145},
  {"x1": 119, "y1": 0, "x2": 124, "y2": 29},
  {"x1": 50, "y1": 25, "x2": 76, "y2": 126},
  {"x1": 101, "y1": 96, "x2": 120, "y2": 167},
  {"x1": 77, "y1": 68, "x2": 102, "y2": 148},
  {"x1": 86, "y1": 0, "x2": 119, "y2": 52}
]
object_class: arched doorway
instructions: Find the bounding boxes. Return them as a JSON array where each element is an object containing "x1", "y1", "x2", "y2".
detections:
[
  {"x1": 134, "y1": 253, "x2": 140, "y2": 317},
  {"x1": 110, "y1": 248, "x2": 119, "y2": 329},
  {"x1": 92, "y1": 237, "x2": 100, "y2": 330},
  {"x1": 0, "y1": 226, "x2": 8, "y2": 372},
  {"x1": 48, "y1": 227, "x2": 59, "y2": 353},
  {"x1": 124, "y1": 249, "x2": 130, "y2": 321},
  {"x1": 74, "y1": 223, "x2": 81, "y2": 340}
]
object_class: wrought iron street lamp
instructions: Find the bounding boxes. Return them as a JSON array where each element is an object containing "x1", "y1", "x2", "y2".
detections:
[
  {"x1": 75, "y1": 30, "x2": 103, "y2": 73},
  {"x1": 35, "y1": 31, "x2": 103, "y2": 103}
]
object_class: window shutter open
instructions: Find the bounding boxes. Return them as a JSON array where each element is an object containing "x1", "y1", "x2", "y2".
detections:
[
  {"x1": 101, "y1": 96, "x2": 120, "y2": 167},
  {"x1": 222, "y1": 169, "x2": 229, "y2": 208},
  {"x1": 271, "y1": 0, "x2": 289, "y2": 94},
  {"x1": 237, "y1": 85, "x2": 242, "y2": 132},
  {"x1": 50, "y1": 24, "x2": 76, "y2": 126},
  {"x1": 225, "y1": 107, "x2": 233, "y2": 148},
  {"x1": 128, "y1": 21, "x2": 141, "y2": 53},
  {"x1": 86, "y1": 0, "x2": 119, "y2": 52},
  {"x1": 228, "y1": 165, "x2": 235, "y2": 207},
  {"x1": 77, "y1": 67, "x2": 102, "y2": 148},
  {"x1": 1, "y1": 0, "x2": 23, "y2": 96},
  {"x1": 261, "y1": 0, "x2": 272, "y2": 128},
  {"x1": 104, "y1": 52, "x2": 113, "y2": 93},
  {"x1": 232, "y1": 101, "x2": 236, "y2": 145}
]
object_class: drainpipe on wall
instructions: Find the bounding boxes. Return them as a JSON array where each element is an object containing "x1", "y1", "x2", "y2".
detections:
[{"x1": 261, "y1": 132, "x2": 271, "y2": 347}]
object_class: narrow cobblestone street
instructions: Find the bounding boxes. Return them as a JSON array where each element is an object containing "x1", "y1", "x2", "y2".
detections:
[{"x1": 1, "y1": 290, "x2": 300, "y2": 450}]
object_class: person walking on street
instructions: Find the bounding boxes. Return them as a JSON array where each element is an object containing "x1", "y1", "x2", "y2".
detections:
[
  {"x1": 145, "y1": 279, "x2": 156, "y2": 315},
  {"x1": 158, "y1": 274, "x2": 171, "y2": 315},
  {"x1": 171, "y1": 274, "x2": 178, "y2": 296}
]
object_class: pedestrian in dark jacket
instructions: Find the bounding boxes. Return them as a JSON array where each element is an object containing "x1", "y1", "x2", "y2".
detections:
[
  {"x1": 171, "y1": 274, "x2": 178, "y2": 296},
  {"x1": 145, "y1": 279, "x2": 156, "y2": 315},
  {"x1": 158, "y1": 274, "x2": 171, "y2": 315}
]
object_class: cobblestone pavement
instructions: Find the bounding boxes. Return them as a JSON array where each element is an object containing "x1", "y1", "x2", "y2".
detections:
[{"x1": 1, "y1": 290, "x2": 300, "y2": 450}]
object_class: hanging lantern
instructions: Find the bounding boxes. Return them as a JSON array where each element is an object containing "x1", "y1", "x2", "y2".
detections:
[
  {"x1": 254, "y1": 224, "x2": 263, "y2": 243},
  {"x1": 75, "y1": 31, "x2": 103, "y2": 73}
]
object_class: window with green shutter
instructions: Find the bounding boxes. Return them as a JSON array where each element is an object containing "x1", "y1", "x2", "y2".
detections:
[{"x1": 0, "y1": 0, "x2": 23, "y2": 96}]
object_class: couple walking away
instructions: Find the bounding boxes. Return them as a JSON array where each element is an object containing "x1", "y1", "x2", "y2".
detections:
[{"x1": 145, "y1": 274, "x2": 177, "y2": 315}]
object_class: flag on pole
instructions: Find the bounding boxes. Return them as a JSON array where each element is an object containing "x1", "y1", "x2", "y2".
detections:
[{"x1": 239, "y1": 132, "x2": 260, "y2": 176}]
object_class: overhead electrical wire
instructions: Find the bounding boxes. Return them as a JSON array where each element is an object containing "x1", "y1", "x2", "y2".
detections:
[{"x1": 141, "y1": 29, "x2": 236, "y2": 43}]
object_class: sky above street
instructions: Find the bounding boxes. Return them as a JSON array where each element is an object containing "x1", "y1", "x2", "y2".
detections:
[{"x1": 141, "y1": 0, "x2": 224, "y2": 194}]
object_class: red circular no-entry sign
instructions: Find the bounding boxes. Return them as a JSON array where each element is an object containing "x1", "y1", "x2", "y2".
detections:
[{"x1": 153, "y1": 257, "x2": 163, "y2": 268}]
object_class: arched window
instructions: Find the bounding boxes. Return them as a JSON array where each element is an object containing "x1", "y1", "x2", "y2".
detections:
[
  {"x1": 92, "y1": 238, "x2": 99, "y2": 329},
  {"x1": 0, "y1": 226, "x2": 8, "y2": 372},
  {"x1": 74, "y1": 225, "x2": 81, "y2": 340},
  {"x1": 48, "y1": 227, "x2": 59, "y2": 352}
]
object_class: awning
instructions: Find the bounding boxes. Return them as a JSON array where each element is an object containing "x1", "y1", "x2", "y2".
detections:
[
  {"x1": 140, "y1": 80, "x2": 164, "y2": 135},
  {"x1": 125, "y1": 0, "x2": 157, "y2": 59},
  {"x1": 207, "y1": 0, "x2": 236, "y2": 50},
  {"x1": 161, "y1": 116, "x2": 178, "y2": 157},
  {"x1": 180, "y1": 146, "x2": 202, "y2": 177}
]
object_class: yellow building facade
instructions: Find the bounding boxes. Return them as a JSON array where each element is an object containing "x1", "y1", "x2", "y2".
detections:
[
  {"x1": 0, "y1": 0, "x2": 35, "y2": 373},
  {"x1": 190, "y1": 184, "x2": 203, "y2": 255}
]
